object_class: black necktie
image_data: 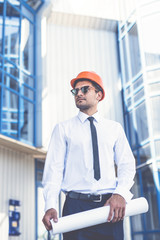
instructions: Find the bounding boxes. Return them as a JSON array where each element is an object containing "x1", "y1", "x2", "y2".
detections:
[{"x1": 88, "y1": 117, "x2": 101, "y2": 180}]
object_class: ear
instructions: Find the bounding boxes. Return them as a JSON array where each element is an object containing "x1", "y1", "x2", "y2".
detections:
[{"x1": 96, "y1": 91, "x2": 103, "y2": 101}]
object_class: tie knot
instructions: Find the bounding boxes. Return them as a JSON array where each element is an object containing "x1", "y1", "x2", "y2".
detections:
[{"x1": 88, "y1": 116, "x2": 94, "y2": 123}]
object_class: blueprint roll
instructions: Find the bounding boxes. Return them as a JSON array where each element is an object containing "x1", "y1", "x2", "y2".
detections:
[{"x1": 50, "y1": 197, "x2": 148, "y2": 236}]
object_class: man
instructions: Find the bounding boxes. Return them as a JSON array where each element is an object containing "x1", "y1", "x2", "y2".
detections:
[{"x1": 42, "y1": 71, "x2": 136, "y2": 240}]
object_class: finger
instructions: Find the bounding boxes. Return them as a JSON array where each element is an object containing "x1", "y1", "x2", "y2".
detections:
[
  {"x1": 121, "y1": 207, "x2": 125, "y2": 220},
  {"x1": 45, "y1": 223, "x2": 52, "y2": 231},
  {"x1": 112, "y1": 208, "x2": 119, "y2": 223},
  {"x1": 107, "y1": 206, "x2": 114, "y2": 222},
  {"x1": 53, "y1": 212, "x2": 58, "y2": 223},
  {"x1": 42, "y1": 217, "x2": 52, "y2": 231},
  {"x1": 117, "y1": 208, "x2": 123, "y2": 222},
  {"x1": 48, "y1": 210, "x2": 58, "y2": 223}
]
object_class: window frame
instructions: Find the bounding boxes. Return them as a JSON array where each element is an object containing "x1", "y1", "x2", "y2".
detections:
[{"x1": 0, "y1": 0, "x2": 39, "y2": 146}]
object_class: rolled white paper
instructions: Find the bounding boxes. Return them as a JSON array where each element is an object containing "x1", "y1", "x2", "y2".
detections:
[{"x1": 50, "y1": 197, "x2": 148, "y2": 236}]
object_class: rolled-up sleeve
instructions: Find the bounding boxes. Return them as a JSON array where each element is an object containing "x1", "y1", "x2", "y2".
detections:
[
  {"x1": 42, "y1": 123, "x2": 67, "y2": 212},
  {"x1": 113, "y1": 124, "x2": 136, "y2": 202}
]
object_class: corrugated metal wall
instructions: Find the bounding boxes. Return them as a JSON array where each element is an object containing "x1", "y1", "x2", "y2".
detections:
[
  {"x1": 42, "y1": 12, "x2": 123, "y2": 148},
  {"x1": 0, "y1": 146, "x2": 35, "y2": 240}
]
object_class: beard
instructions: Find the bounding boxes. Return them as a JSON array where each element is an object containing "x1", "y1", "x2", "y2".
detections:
[
  {"x1": 76, "y1": 103, "x2": 90, "y2": 110},
  {"x1": 75, "y1": 98, "x2": 91, "y2": 110}
]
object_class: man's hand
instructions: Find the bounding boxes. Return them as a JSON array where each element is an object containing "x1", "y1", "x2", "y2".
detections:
[
  {"x1": 42, "y1": 208, "x2": 58, "y2": 231},
  {"x1": 104, "y1": 194, "x2": 126, "y2": 223}
]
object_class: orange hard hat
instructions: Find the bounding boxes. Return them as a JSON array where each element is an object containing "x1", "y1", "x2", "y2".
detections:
[{"x1": 70, "y1": 71, "x2": 105, "y2": 101}]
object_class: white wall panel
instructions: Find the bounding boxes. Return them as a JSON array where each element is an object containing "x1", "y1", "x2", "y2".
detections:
[
  {"x1": 42, "y1": 12, "x2": 123, "y2": 148},
  {"x1": 0, "y1": 146, "x2": 35, "y2": 240}
]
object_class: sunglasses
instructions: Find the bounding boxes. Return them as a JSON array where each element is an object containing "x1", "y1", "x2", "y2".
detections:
[{"x1": 71, "y1": 86, "x2": 96, "y2": 96}]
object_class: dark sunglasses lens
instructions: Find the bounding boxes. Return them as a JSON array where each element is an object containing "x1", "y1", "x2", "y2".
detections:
[
  {"x1": 71, "y1": 86, "x2": 90, "y2": 96},
  {"x1": 71, "y1": 89, "x2": 78, "y2": 96},
  {"x1": 81, "y1": 86, "x2": 89, "y2": 94}
]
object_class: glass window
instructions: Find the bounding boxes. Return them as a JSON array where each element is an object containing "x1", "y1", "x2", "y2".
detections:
[
  {"x1": 155, "y1": 140, "x2": 160, "y2": 158},
  {"x1": 145, "y1": 53, "x2": 160, "y2": 67},
  {"x1": 2, "y1": 88, "x2": 18, "y2": 110},
  {"x1": 21, "y1": 71, "x2": 34, "y2": 87},
  {"x1": 0, "y1": 85, "x2": 1, "y2": 104},
  {"x1": 133, "y1": 76, "x2": 143, "y2": 91},
  {"x1": 131, "y1": 170, "x2": 141, "y2": 198},
  {"x1": 37, "y1": 171, "x2": 43, "y2": 182},
  {"x1": 0, "y1": 57, "x2": 2, "y2": 81},
  {"x1": 21, "y1": 85, "x2": 34, "y2": 100},
  {"x1": 150, "y1": 96, "x2": 160, "y2": 137},
  {"x1": 131, "y1": 172, "x2": 143, "y2": 232},
  {"x1": 4, "y1": 59, "x2": 19, "y2": 78},
  {"x1": 8, "y1": 0, "x2": 20, "y2": 8},
  {"x1": 133, "y1": 235, "x2": 143, "y2": 240},
  {"x1": 146, "y1": 69, "x2": 160, "y2": 82},
  {"x1": 134, "y1": 233, "x2": 160, "y2": 240},
  {"x1": 0, "y1": 55, "x2": 2, "y2": 69},
  {"x1": 131, "y1": 215, "x2": 143, "y2": 233},
  {"x1": 139, "y1": 144, "x2": 151, "y2": 164},
  {"x1": 133, "y1": 150, "x2": 139, "y2": 167},
  {"x1": 141, "y1": 165, "x2": 160, "y2": 230},
  {"x1": 20, "y1": 99, "x2": 33, "y2": 143},
  {"x1": 120, "y1": 25, "x2": 125, "y2": 34},
  {"x1": 128, "y1": 24, "x2": 141, "y2": 77},
  {"x1": 128, "y1": 111, "x2": 136, "y2": 148},
  {"x1": 0, "y1": 4, "x2": 3, "y2": 54},
  {"x1": 21, "y1": 16, "x2": 34, "y2": 75},
  {"x1": 148, "y1": 82, "x2": 160, "y2": 95},
  {"x1": 135, "y1": 102, "x2": 149, "y2": 143},
  {"x1": 122, "y1": 36, "x2": 129, "y2": 83},
  {"x1": 132, "y1": 164, "x2": 160, "y2": 233},
  {"x1": 10, "y1": 57, "x2": 19, "y2": 65},
  {"x1": 0, "y1": 1, "x2": 37, "y2": 146},
  {"x1": 36, "y1": 160, "x2": 44, "y2": 172},
  {"x1": 4, "y1": 73, "x2": 19, "y2": 92},
  {"x1": 125, "y1": 86, "x2": 131, "y2": 96},
  {"x1": 23, "y1": 0, "x2": 43, "y2": 11},
  {"x1": 2, "y1": 88, "x2": 18, "y2": 137},
  {"x1": 5, "y1": 2, "x2": 20, "y2": 62},
  {"x1": 134, "y1": 88, "x2": 144, "y2": 103},
  {"x1": 21, "y1": 4, "x2": 34, "y2": 21},
  {"x1": 141, "y1": 13, "x2": 160, "y2": 67},
  {"x1": 0, "y1": 70, "x2": 2, "y2": 82},
  {"x1": 127, "y1": 97, "x2": 132, "y2": 108}
]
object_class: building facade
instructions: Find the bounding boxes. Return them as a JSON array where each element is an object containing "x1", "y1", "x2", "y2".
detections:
[
  {"x1": 0, "y1": 1, "x2": 46, "y2": 239},
  {"x1": 118, "y1": 0, "x2": 160, "y2": 239},
  {"x1": 0, "y1": 0, "x2": 160, "y2": 239}
]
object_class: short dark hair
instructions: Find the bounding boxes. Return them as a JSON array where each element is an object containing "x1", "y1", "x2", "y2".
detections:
[{"x1": 74, "y1": 79, "x2": 103, "y2": 94}]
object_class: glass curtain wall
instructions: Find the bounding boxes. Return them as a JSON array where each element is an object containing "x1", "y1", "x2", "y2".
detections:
[
  {"x1": 0, "y1": 0, "x2": 42, "y2": 145},
  {"x1": 118, "y1": 0, "x2": 160, "y2": 239}
]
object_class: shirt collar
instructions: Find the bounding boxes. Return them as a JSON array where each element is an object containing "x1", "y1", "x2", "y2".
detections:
[{"x1": 77, "y1": 111, "x2": 100, "y2": 123}]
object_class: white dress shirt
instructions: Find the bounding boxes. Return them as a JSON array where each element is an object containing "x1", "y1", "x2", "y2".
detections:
[{"x1": 42, "y1": 111, "x2": 136, "y2": 212}]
